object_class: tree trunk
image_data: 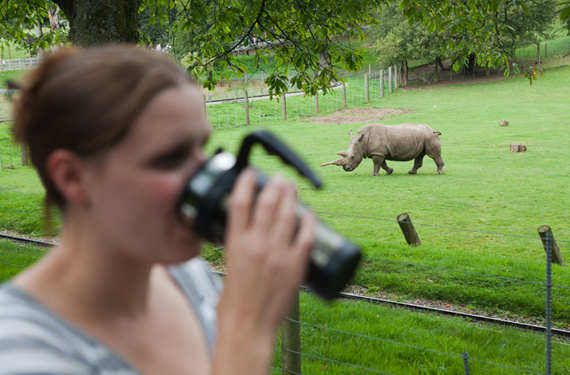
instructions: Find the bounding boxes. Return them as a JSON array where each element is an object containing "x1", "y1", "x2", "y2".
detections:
[
  {"x1": 54, "y1": 0, "x2": 139, "y2": 46},
  {"x1": 403, "y1": 61, "x2": 408, "y2": 86}
]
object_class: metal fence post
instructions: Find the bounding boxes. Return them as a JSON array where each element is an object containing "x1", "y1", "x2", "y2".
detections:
[
  {"x1": 364, "y1": 73, "x2": 369, "y2": 103},
  {"x1": 244, "y1": 91, "x2": 250, "y2": 125},
  {"x1": 282, "y1": 93, "x2": 287, "y2": 121},
  {"x1": 545, "y1": 232, "x2": 552, "y2": 375},
  {"x1": 380, "y1": 70, "x2": 384, "y2": 98},
  {"x1": 462, "y1": 352, "x2": 470, "y2": 375},
  {"x1": 314, "y1": 92, "x2": 319, "y2": 114}
]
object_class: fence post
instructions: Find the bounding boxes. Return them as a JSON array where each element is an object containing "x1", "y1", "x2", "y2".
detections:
[
  {"x1": 342, "y1": 83, "x2": 347, "y2": 108},
  {"x1": 244, "y1": 91, "x2": 250, "y2": 125},
  {"x1": 544, "y1": 230, "x2": 553, "y2": 375},
  {"x1": 282, "y1": 290, "x2": 301, "y2": 375},
  {"x1": 388, "y1": 66, "x2": 393, "y2": 93},
  {"x1": 282, "y1": 93, "x2": 287, "y2": 121},
  {"x1": 538, "y1": 225, "x2": 565, "y2": 266},
  {"x1": 394, "y1": 64, "x2": 398, "y2": 90},
  {"x1": 364, "y1": 73, "x2": 369, "y2": 103},
  {"x1": 462, "y1": 352, "x2": 470, "y2": 375},
  {"x1": 314, "y1": 92, "x2": 319, "y2": 114},
  {"x1": 380, "y1": 70, "x2": 384, "y2": 98},
  {"x1": 396, "y1": 213, "x2": 421, "y2": 246}
]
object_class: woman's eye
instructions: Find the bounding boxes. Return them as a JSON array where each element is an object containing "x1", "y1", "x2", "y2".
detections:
[{"x1": 154, "y1": 149, "x2": 188, "y2": 170}]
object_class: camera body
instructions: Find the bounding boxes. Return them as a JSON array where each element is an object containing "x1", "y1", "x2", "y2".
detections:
[{"x1": 178, "y1": 131, "x2": 361, "y2": 300}]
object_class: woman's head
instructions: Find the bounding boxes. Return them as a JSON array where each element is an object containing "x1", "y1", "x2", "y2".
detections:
[{"x1": 12, "y1": 45, "x2": 194, "y2": 210}]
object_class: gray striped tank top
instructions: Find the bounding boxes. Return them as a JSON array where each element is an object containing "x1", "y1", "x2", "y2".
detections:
[{"x1": 0, "y1": 258, "x2": 222, "y2": 375}]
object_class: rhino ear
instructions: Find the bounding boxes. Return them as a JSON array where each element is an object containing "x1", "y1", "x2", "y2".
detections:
[
  {"x1": 349, "y1": 130, "x2": 353, "y2": 137},
  {"x1": 336, "y1": 151, "x2": 348, "y2": 157},
  {"x1": 357, "y1": 133, "x2": 365, "y2": 142}
]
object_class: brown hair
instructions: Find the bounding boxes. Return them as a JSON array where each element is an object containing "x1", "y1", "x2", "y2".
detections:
[{"x1": 12, "y1": 45, "x2": 193, "y2": 213}]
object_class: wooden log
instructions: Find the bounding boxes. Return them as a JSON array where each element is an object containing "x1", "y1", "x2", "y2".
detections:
[
  {"x1": 538, "y1": 225, "x2": 566, "y2": 266},
  {"x1": 510, "y1": 144, "x2": 527, "y2": 152},
  {"x1": 499, "y1": 120, "x2": 509, "y2": 126},
  {"x1": 397, "y1": 213, "x2": 421, "y2": 246}
]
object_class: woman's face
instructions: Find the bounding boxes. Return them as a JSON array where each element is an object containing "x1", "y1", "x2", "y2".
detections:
[{"x1": 83, "y1": 84, "x2": 212, "y2": 265}]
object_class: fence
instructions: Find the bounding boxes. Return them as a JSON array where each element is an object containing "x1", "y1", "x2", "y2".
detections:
[
  {"x1": 1, "y1": 204, "x2": 568, "y2": 374},
  {"x1": 202, "y1": 68, "x2": 402, "y2": 130},
  {"x1": 0, "y1": 57, "x2": 39, "y2": 71},
  {"x1": 272, "y1": 215, "x2": 569, "y2": 374}
]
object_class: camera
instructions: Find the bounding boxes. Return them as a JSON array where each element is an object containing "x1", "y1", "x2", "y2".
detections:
[{"x1": 178, "y1": 130, "x2": 361, "y2": 300}]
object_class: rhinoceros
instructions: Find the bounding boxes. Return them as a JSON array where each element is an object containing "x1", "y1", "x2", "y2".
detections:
[{"x1": 320, "y1": 123, "x2": 445, "y2": 176}]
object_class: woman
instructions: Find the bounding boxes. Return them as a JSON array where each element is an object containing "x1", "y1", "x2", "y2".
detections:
[{"x1": 0, "y1": 45, "x2": 315, "y2": 374}]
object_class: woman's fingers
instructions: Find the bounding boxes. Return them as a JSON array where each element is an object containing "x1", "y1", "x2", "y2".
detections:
[{"x1": 227, "y1": 168, "x2": 257, "y2": 238}]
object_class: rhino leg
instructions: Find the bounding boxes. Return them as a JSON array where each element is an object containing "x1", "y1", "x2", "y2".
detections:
[
  {"x1": 426, "y1": 138, "x2": 445, "y2": 174},
  {"x1": 381, "y1": 161, "x2": 393, "y2": 175},
  {"x1": 432, "y1": 156, "x2": 445, "y2": 174},
  {"x1": 409, "y1": 153, "x2": 425, "y2": 174},
  {"x1": 371, "y1": 155, "x2": 389, "y2": 176}
]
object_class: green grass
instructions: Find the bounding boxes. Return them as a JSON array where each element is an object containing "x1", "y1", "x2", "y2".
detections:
[
  {"x1": 1, "y1": 40, "x2": 569, "y2": 374},
  {"x1": 0, "y1": 240, "x2": 46, "y2": 281},
  {"x1": 272, "y1": 291, "x2": 570, "y2": 374},
  {"x1": 2, "y1": 66, "x2": 569, "y2": 321}
]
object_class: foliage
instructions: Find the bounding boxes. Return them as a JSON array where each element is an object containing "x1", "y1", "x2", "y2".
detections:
[
  {"x1": 2, "y1": 0, "x2": 561, "y2": 99},
  {"x1": 369, "y1": 5, "x2": 449, "y2": 72},
  {"x1": 369, "y1": 0, "x2": 558, "y2": 79},
  {"x1": 0, "y1": 0, "x2": 66, "y2": 53},
  {"x1": 399, "y1": 0, "x2": 559, "y2": 77}
]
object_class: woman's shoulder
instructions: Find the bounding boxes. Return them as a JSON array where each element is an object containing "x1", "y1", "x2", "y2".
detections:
[{"x1": 0, "y1": 283, "x2": 136, "y2": 374}]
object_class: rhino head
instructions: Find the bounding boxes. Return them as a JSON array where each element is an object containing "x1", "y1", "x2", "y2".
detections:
[{"x1": 320, "y1": 130, "x2": 366, "y2": 172}]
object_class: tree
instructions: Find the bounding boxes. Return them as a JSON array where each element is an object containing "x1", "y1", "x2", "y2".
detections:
[
  {"x1": 0, "y1": 0, "x2": 558, "y2": 94},
  {"x1": 559, "y1": 0, "x2": 570, "y2": 33}
]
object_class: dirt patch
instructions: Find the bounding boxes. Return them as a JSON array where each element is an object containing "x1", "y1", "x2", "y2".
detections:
[{"x1": 305, "y1": 108, "x2": 411, "y2": 125}]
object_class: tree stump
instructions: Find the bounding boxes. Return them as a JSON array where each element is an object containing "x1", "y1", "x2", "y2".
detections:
[
  {"x1": 397, "y1": 213, "x2": 421, "y2": 246},
  {"x1": 510, "y1": 144, "x2": 527, "y2": 152},
  {"x1": 537, "y1": 225, "x2": 565, "y2": 266},
  {"x1": 499, "y1": 120, "x2": 509, "y2": 126}
]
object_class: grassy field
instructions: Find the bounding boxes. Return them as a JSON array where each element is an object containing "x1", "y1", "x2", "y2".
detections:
[{"x1": 1, "y1": 40, "x2": 569, "y2": 373}]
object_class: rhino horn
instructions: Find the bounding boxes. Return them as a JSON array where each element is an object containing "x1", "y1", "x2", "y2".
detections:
[
  {"x1": 320, "y1": 158, "x2": 345, "y2": 167},
  {"x1": 336, "y1": 151, "x2": 348, "y2": 157}
]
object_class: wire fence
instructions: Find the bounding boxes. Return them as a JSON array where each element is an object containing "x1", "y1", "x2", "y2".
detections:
[{"x1": 1, "y1": 202, "x2": 569, "y2": 374}]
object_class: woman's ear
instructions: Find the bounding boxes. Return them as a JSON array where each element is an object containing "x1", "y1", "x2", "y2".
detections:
[{"x1": 45, "y1": 150, "x2": 90, "y2": 206}]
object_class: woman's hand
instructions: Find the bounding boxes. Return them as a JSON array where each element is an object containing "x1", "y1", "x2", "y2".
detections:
[{"x1": 213, "y1": 168, "x2": 315, "y2": 374}]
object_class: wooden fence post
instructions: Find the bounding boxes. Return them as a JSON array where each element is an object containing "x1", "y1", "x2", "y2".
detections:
[
  {"x1": 380, "y1": 70, "x2": 384, "y2": 98},
  {"x1": 538, "y1": 225, "x2": 565, "y2": 266},
  {"x1": 282, "y1": 93, "x2": 287, "y2": 121},
  {"x1": 314, "y1": 92, "x2": 319, "y2": 114},
  {"x1": 364, "y1": 73, "x2": 369, "y2": 103},
  {"x1": 388, "y1": 66, "x2": 393, "y2": 93},
  {"x1": 282, "y1": 290, "x2": 301, "y2": 374},
  {"x1": 342, "y1": 83, "x2": 347, "y2": 108},
  {"x1": 397, "y1": 213, "x2": 421, "y2": 246},
  {"x1": 244, "y1": 91, "x2": 250, "y2": 125}
]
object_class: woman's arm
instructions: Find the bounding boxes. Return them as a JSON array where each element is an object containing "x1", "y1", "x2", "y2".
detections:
[{"x1": 212, "y1": 169, "x2": 315, "y2": 374}]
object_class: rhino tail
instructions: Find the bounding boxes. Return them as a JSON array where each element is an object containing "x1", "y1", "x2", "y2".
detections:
[{"x1": 433, "y1": 131, "x2": 442, "y2": 136}]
